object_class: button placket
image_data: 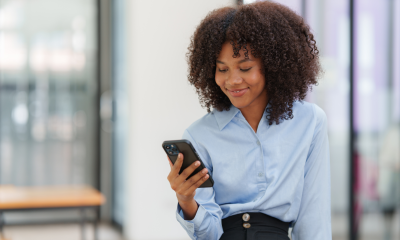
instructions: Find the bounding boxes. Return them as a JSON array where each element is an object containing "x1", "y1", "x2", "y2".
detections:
[
  {"x1": 237, "y1": 116, "x2": 267, "y2": 189},
  {"x1": 256, "y1": 138, "x2": 265, "y2": 181}
]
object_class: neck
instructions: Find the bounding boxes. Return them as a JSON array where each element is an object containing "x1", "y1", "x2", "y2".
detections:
[{"x1": 240, "y1": 95, "x2": 269, "y2": 133}]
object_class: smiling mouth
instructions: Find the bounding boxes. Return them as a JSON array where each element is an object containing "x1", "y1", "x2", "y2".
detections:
[{"x1": 227, "y1": 88, "x2": 249, "y2": 97}]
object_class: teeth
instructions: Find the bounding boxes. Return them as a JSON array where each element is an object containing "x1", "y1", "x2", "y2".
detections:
[{"x1": 235, "y1": 91, "x2": 240, "y2": 93}]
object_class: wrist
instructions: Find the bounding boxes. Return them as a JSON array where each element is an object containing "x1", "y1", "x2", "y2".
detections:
[
  {"x1": 178, "y1": 198, "x2": 199, "y2": 221},
  {"x1": 178, "y1": 197, "x2": 196, "y2": 207}
]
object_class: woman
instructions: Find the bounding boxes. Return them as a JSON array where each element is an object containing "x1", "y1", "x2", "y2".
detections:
[{"x1": 166, "y1": 2, "x2": 331, "y2": 240}]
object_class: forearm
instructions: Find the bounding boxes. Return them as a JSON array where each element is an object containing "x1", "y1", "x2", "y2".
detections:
[{"x1": 178, "y1": 197, "x2": 199, "y2": 220}]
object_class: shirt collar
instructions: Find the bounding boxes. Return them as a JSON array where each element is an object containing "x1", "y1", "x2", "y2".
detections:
[
  {"x1": 212, "y1": 102, "x2": 272, "y2": 131},
  {"x1": 212, "y1": 105, "x2": 240, "y2": 131}
]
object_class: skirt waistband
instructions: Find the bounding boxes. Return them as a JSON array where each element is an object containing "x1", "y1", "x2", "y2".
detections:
[{"x1": 222, "y1": 212, "x2": 289, "y2": 233}]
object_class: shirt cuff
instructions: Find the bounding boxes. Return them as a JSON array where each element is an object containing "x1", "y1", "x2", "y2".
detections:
[{"x1": 176, "y1": 202, "x2": 207, "y2": 232}]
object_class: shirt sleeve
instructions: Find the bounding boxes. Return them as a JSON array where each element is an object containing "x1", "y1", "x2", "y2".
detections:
[
  {"x1": 175, "y1": 129, "x2": 224, "y2": 240},
  {"x1": 291, "y1": 105, "x2": 332, "y2": 240}
]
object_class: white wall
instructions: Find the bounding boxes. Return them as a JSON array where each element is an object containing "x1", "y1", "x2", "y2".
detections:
[{"x1": 125, "y1": 0, "x2": 235, "y2": 239}]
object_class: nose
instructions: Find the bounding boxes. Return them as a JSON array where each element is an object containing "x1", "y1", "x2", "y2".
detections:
[{"x1": 226, "y1": 70, "x2": 243, "y2": 85}]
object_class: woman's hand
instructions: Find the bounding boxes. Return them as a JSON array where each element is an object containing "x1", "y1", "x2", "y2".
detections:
[{"x1": 167, "y1": 153, "x2": 209, "y2": 219}]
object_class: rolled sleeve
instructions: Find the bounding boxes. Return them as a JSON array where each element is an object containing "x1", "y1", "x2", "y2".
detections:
[
  {"x1": 175, "y1": 193, "x2": 223, "y2": 239},
  {"x1": 175, "y1": 202, "x2": 208, "y2": 239},
  {"x1": 291, "y1": 105, "x2": 332, "y2": 240}
]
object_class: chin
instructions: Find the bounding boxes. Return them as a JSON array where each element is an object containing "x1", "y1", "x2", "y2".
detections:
[{"x1": 230, "y1": 100, "x2": 249, "y2": 109}]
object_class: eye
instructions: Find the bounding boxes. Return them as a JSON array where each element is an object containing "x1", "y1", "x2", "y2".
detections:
[
  {"x1": 240, "y1": 68, "x2": 252, "y2": 72},
  {"x1": 218, "y1": 69, "x2": 228, "y2": 73}
]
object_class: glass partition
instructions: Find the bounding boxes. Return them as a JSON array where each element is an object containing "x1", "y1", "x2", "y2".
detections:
[
  {"x1": 354, "y1": 0, "x2": 400, "y2": 239},
  {"x1": 303, "y1": 0, "x2": 351, "y2": 238},
  {"x1": 112, "y1": 0, "x2": 127, "y2": 228},
  {"x1": 0, "y1": 0, "x2": 98, "y2": 188}
]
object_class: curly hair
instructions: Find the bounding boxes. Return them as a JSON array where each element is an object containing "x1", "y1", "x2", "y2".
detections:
[{"x1": 187, "y1": 1, "x2": 321, "y2": 125}]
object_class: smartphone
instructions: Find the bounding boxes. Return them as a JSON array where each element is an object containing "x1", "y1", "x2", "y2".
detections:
[{"x1": 162, "y1": 139, "x2": 214, "y2": 188}]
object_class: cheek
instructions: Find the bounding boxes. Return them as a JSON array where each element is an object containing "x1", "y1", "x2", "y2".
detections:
[
  {"x1": 215, "y1": 75, "x2": 225, "y2": 88},
  {"x1": 247, "y1": 72, "x2": 265, "y2": 88}
]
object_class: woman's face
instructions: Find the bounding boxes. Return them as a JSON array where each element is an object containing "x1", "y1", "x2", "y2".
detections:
[{"x1": 215, "y1": 41, "x2": 268, "y2": 110}]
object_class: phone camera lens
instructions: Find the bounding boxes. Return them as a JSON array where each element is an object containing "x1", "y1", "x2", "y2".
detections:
[
  {"x1": 169, "y1": 151, "x2": 173, "y2": 154},
  {"x1": 166, "y1": 146, "x2": 170, "y2": 149}
]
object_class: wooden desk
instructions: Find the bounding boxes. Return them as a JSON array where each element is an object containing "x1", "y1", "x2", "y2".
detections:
[{"x1": 0, "y1": 185, "x2": 105, "y2": 240}]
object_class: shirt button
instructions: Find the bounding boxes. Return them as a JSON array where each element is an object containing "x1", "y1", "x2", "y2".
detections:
[
  {"x1": 256, "y1": 140, "x2": 260, "y2": 146},
  {"x1": 258, "y1": 172, "x2": 263, "y2": 177}
]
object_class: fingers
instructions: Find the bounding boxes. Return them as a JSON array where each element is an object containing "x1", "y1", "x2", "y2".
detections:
[
  {"x1": 170, "y1": 153, "x2": 184, "y2": 175},
  {"x1": 176, "y1": 160, "x2": 201, "y2": 183},
  {"x1": 167, "y1": 153, "x2": 184, "y2": 183},
  {"x1": 166, "y1": 153, "x2": 210, "y2": 199},
  {"x1": 176, "y1": 168, "x2": 209, "y2": 197},
  {"x1": 185, "y1": 171, "x2": 209, "y2": 195},
  {"x1": 181, "y1": 167, "x2": 208, "y2": 190}
]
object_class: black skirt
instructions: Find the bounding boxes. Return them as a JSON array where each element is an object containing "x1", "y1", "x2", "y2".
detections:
[{"x1": 220, "y1": 212, "x2": 290, "y2": 240}]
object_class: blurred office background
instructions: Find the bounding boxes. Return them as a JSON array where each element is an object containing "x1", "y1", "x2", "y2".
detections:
[{"x1": 0, "y1": 0, "x2": 399, "y2": 239}]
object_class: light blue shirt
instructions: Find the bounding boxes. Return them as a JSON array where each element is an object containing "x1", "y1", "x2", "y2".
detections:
[{"x1": 176, "y1": 101, "x2": 331, "y2": 240}]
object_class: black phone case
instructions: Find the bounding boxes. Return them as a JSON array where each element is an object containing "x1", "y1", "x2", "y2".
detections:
[{"x1": 162, "y1": 139, "x2": 214, "y2": 188}]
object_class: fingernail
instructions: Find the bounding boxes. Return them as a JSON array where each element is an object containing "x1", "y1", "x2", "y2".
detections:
[
  {"x1": 195, "y1": 161, "x2": 200, "y2": 166},
  {"x1": 202, "y1": 169, "x2": 207, "y2": 173}
]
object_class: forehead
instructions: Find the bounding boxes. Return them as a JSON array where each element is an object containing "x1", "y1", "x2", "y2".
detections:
[{"x1": 217, "y1": 41, "x2": 255, "y2": 62}]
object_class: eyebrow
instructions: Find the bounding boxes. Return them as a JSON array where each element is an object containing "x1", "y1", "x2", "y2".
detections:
[{"x1": 216, "y1": 59, "x2": 254, "y2": 64}]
